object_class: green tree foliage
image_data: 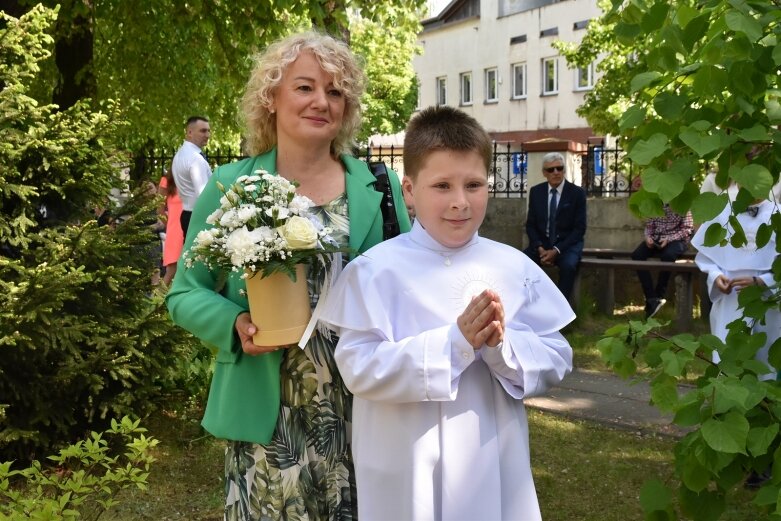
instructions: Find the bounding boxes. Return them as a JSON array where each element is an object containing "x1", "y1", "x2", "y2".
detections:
[
  {"x1": 351, "y1": 10, "x2": 421, "y2": 143},
  {"x1": 7, "y1": 0, "x2": 425, "y2": 150},
  {"x1": 0, "y1": 6, "x2": 208, "y2": 463},
  {"x1": 560, "y1": 1, "x2": 781, "y2": 519},
  {"x1": 557, "y1": 0, "x2": 780, "y2": 220}
]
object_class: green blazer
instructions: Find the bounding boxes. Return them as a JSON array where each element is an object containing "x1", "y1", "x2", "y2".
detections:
[{"x1": 166, "y1": 148, "x2": 410, "y2": 444}]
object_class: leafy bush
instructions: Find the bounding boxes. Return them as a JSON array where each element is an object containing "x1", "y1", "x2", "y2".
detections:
[
  {"x1": 560, "y1": 1, "x2": 781, "y2": 518},
  {"x1": 0, "y1": 6, "x2": 209, "y2": 462},
  {"x1": 0, "y1": 416, "x2": 158, "y2": 521},
  {"x1": 599, "y1": 313, "x2": 781, "y2": 521}
]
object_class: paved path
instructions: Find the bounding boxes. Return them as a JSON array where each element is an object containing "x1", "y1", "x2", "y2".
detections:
[{"x1": 525, "y1": 368, "x2": 691, "y2": 438}]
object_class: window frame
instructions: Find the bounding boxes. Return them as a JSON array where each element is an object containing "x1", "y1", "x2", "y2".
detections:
[
  {"x1": 511, "y1": 62, "x2": 527, "y2": 100},
  {"x1": 436, "y1": 76, "x2": 447, "y2": 106},
  {"x1": 542, "y1": 57, "x2": 558, "y2": 96},
  {"x1": 484, "y1": 67, "x2": 498, "y2": 103},
  {"x1": 575, "y1": 62, "x2": 595, "y2": 91},
  {"x1": 460, "y1": 72, "x2": 473, "y2": 106}
]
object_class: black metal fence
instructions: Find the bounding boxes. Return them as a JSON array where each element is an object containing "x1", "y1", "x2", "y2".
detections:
[
  {"x1": 136, "y1": 141, "x2": 636, "y2": 198},
  {"x1": 583, "y1": 141, "x2": 637, "y2": 197},
  {"x1": 362, "y1": 142, "x2": 528, "y2": 198}
]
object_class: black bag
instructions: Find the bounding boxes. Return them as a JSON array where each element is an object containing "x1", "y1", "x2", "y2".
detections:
[{"x1": 369, "y1": 161, "x2": 400, "y2": 241}]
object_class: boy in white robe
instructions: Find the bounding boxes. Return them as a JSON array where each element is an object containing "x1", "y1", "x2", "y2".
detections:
[
  {"x1": 320, "y1": 106, "x2": 574, "y2": 521},
  {"x1": 691, "y1": 198, "x2": 780, "y2": 380}
]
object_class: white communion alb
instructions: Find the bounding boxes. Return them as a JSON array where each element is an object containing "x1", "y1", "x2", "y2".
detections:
[
  {"x1": 691, "y1": 199, "x2": 780, "y2": 379},
  {"x1": 320, "y1": 221, "x2": 575, "y2": 521}
]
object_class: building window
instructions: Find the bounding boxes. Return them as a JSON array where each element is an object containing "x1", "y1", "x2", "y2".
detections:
[
  {"x1": 575, "y1": 62, "x2": 595, "y2": 91},
  {"x1": 485, "y1": 67, "x2": 498, "y2": 103},
  {"x1": 510, "y1": 34, "x2": 527, "y2": 45},
  {"x1": 436, "y1": 76, "x2": 447, "y2": 106},
  {"x1": 573, "y1": 20, "x2": 590, "y2": 30},
  {"x1": 512, "y1": 63, "x2": 527, "y2": 99},
  {"x1": 542, "y1": 58, "x2": 558, "y2": 95},
  {"x1": 460, "y1": 72, "x2": 473, "y2": 105}
]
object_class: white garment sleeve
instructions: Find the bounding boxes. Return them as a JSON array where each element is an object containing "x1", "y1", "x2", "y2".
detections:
[
  {"x1": 480, "y1": 325, "x2": 572, "y2": 399},
  {"x1": 759, "y1": 272, "x2": 775, "y2": 288},
  {"x1": 334, "y1": 323, "x2": 476, "y2": 404},
  {"x1": 190, "y1": 158, "x2": 212, "y2": 197},
  {"x1": 695, "y1": 251, "x2": 726, "y2": 303}
]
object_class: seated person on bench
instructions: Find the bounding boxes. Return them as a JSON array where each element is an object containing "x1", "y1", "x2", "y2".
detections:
[
  {"x1": 524, "y1": 152, "x2": 587, "y2": 302},
  {"x1": 632, "y1": 204, "x2": 693, "y2": 319}
]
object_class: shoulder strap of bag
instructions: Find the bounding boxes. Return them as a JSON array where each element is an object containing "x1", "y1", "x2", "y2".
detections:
[{"x1": 368, "y1": 161, "x2": 400, "y2": 241}]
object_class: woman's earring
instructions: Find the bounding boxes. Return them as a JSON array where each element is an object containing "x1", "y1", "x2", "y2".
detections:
[{"x1": 269, "y1": 108, "x2": 276, "y2": 114}]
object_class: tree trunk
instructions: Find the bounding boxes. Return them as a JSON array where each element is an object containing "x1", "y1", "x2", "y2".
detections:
[
  {"x1": 52, "y1": 7, "x2": 95, "y2": 110},
  {"x1": 313, "y1": 0, "x2": 351, "y2": 43}
]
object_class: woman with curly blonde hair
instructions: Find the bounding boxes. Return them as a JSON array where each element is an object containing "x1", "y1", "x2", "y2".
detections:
[{"x1": 167, "y1": 30, "x2": 410, "y2": 520}]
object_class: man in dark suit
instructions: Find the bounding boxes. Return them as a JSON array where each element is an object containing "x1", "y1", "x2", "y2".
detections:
[{"x1": 524, "y1": 152, "x2": 587, "y2": 301}]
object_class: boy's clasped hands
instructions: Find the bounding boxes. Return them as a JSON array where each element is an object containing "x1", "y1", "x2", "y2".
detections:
[
  {"x1": 457, "y1": 289, "x2": 505, "y2": 349},
  {"x1": 714, "y1": 274, "x2": 764, "y2": 294}
]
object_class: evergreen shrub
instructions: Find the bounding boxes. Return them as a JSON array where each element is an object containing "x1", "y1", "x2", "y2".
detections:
[{"x1": 0, "y1": 6, "x2": 210, "y2": 463}]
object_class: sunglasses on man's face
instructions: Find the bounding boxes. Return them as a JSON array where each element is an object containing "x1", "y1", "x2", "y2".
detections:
[{"x1": 544, "y1": 166, "x2": 565, "y2": 173}]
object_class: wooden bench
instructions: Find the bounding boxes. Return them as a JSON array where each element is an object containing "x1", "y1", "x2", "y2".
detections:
[
  {"x1": 582, "y1": 248, "x2": 696, "y2": 260},
  {"x1": 575, "y1": 249, "x2": 706, "y2": 328}
]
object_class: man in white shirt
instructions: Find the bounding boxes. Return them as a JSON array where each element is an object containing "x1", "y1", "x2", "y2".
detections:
[{"x1": 172, "y1": 116, "x2": 212, "y2": 235}]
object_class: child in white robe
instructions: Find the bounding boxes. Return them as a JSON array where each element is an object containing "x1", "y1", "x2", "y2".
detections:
[
  {"x1": 320, "y1": 106, "x2": 574, "y2": 521},
  {"x1": 691, "y1": 198, "x2": 780, "y2": 380}
]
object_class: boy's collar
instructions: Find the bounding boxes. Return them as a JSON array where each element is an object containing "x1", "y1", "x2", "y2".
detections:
[{"x1": 408, "y1": 219, "x2": 479, "y2": 253}]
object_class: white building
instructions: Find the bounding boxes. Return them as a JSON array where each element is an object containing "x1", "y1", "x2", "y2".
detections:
[{"x1": 414, "y1": 0, "x2": 603, "y2": 147}]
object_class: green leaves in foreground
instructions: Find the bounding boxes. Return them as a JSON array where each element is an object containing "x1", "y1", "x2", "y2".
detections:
[
  {"x1": 564, "y1": 0, "x2": 781, "y2": 518},
  {"x1": 0, "y1": 416, "x2": 158, "y2": 520},
  {"x1": 598, "y1": 315, "x2": 781, "y2": 520}
]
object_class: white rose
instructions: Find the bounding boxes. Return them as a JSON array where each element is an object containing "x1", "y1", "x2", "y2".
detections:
[{"x1": 278, "y1": 215, "x2": 318, "y2": 249}]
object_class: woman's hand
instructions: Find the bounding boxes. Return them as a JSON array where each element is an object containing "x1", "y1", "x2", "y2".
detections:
[{"x1": 235, "y1": 312, "x2": 285, "y2": 355}]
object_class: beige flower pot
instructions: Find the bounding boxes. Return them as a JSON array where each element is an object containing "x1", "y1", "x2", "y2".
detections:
[{"x1": 244, "y1": 265, "x2": 311, "y2": 347}]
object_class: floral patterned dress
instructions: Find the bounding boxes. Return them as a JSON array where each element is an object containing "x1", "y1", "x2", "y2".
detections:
[{"x1": 223, "y1": 193, "x2": 355, "y2": 521}]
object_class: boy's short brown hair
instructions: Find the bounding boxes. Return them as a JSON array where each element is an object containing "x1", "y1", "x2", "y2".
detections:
[{"x1": 403, "y1": 106, "x2": 492, "y2": 180}]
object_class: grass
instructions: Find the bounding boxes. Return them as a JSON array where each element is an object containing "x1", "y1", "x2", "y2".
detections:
[
  {"x1": 107, "y1": 408, "x2": 224, "y2": 520},
  {"x1": 97, "y1": 310, "x2": 765, "y2": 520},
  {"x1": 103, "y1": 405, "x2": 770, "y2": 521},
  {"x1": 566, "y1": 298, "x2": 711, "y2": 373},
  {"x1": 531, "y1": 411, "x2": 768, "y2": 521}
]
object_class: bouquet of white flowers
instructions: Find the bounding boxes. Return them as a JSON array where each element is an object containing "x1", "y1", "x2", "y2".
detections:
[
  {"x1": 185, "y1": 169, "x2": 344, "y2": 280},
  {"x1": 185, "y1": 169, "x2": 347, "y2": 347}
]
